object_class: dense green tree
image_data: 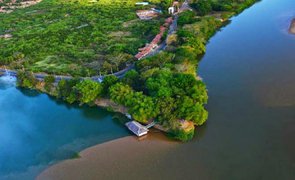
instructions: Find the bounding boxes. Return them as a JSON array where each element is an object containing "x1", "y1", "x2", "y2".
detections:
[
  {"x1": 17, "y1": 71, "x2": 38, "y2": 89},
  {"x1": 191, "y1": 0, "x2": 213, "y2": 16},
  {"x1": 101, "y1": 75, "x2": 119, "y2": 95},
  {"x1": 109, "y1": 83, "x2": 158, "y2": 123},
  {"x1": 128, "y1": 92, "x2": 158, "y2": 123},
  {"x1": 175, "y1": 96, "x2": 208, "y2": 125},
  {"x1": 136, "y1": 52, "x2": 174, "y2": 73},
  {"x1": 146, "y1": 69, "x2": 173, "y2": 97},
  {"x1": 156, "y1": 97, "x2": 177, "y2": 123},
  {"x1": 44, "y1": 75, "x2": 55, "y2": 92},
  {"x1": 74, "y1": 79, "x2": 103, "y2": 104},
  {"x1": 190, "y1": 81, "x2": 208, "y2": 104},
  {"x1": 122, "y1": 70, "x2": 141, "y2": 90},
  {"x1": 109, "y1": 83, "x2": 134, "y2": 105},
  {"x1": 171, "y1": 73, "x2": 199, "y2": 96},
  {"x1": 178, "y1": 11, "x2": 197, "y2": 26},
  {"x1": 57, "y1": 78, "x2": 80, "y2": 103},
  {"x1": 170, "y1": 128, "x2": 195, "y2": 142}
]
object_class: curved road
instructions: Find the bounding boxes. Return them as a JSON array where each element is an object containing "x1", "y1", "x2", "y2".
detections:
[{"x1": 0, "y1": 0, "x2": 190, "y2": 82}]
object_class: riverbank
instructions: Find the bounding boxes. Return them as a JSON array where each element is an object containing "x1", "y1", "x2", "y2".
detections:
[
  {"x1": 9, "y1": 0, "x2": 203, "y2": 142},
  {"x1": 4, "y1": 0, "x2": 295, "y2": 179},
  {"x1": 37, "y1": 132, "x2": 178, "y2": 180},
  {"x1": 7, "y1": 0, "x2": 261, "y2": 142},
  {"x1": 289, "y1": 18, "x2": 295, "y2": 34},
  {"x1": 0, "y1": 83, "x2": 134, "y2": 179},
  {"x1": 36, "y1": 0, "x2": 265, "y2": 179}
]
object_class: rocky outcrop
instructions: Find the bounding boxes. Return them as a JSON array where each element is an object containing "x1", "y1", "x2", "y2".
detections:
[{"x1": 289, "y1": 18, "x2": 295, "y2": 34}]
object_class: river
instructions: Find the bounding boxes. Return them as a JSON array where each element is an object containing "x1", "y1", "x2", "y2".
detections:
[
  {"x1": 0, "y1": 77, "x2": 130, "y2": 179},
  {"x1": 119, "y1": 0, "x2": 295, "y2": 178},
  {"x1": 1, "y1": 0, "x2": 295, "y2": 179},
  {"x1": 178, "y1": 0, "x2": 295, "y2": 179}
]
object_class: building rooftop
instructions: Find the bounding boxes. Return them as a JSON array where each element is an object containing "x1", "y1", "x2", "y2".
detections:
[{"x1": 125, "y1": 121, "x2": 148, "y2": 137}]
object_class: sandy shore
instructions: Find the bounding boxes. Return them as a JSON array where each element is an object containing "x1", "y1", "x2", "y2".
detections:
[{"x1": 37, "y1": 132, "x2": 179, "y2": 180}]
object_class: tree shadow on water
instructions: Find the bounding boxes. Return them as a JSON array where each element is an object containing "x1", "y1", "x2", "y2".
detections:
[
  {"x1": 48, "y1": 96, "x2": 113, "y2": 121},
  {"x1": 191, "y1": 122, "x2": 208, "y2": 143},
  {"x1": 17, "y1": 87, "x2": 41, "y2": 98},
  {"x1": 80, "y1": 105, "x2": 112, "y2": 121},
  {"x1": 111, "y1": 113, "x2": 129, "y2": 126}
]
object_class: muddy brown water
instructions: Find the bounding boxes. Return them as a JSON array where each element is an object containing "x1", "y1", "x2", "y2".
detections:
[{"x1": 39, "y1": 1, "x2": 295, "y2": 179}]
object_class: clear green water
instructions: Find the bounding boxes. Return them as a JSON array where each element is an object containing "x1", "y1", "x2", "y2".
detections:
[{"x1": 0, "y1": 80, "x2": 129, "y2": 179}]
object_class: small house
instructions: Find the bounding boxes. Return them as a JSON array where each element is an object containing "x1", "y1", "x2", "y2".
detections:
[{"x1": 125, "y1": 121, "x2": 149, "y2": 137}]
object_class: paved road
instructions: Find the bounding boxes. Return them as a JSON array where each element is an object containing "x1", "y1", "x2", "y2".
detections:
[
  {"x1": 0, "y1": 1, "x2": 191, "y2": 83},
  {"x1": 146, "y1": 0, "x2": 191, "y2": 57},
  {"x1": 0, "y1": 66, "x2": 132, "y2": 83}
]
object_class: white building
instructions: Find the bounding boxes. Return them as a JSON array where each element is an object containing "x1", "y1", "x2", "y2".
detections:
[
  {"x1": 168, "y1": 7, "x2": 175, "y2": 14},
  {"x1": 168, "y1": 1, "x2": 180, "y2": 14},
  {"x1": 125, "y1": 121, "x2": 149, "y2": 137}
]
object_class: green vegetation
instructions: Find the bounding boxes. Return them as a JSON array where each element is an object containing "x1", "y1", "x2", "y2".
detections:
[
  {"x1": 0, "y1": 0, "x2": 169, "y2": 76},
  {"x1": 74, "y1": 79, "x2": 103, "y2": 104},
  {"x1": 178, "y1": 11, "x2": 198, "y2": 26},
  {"x1": 13, "y1": 0, "x2": 259, "y2": 141},
  {"x1": 110, "y1": 83, "x2": 158, "y2": 123},
  {"x1": 170, "y1": 128, "x2": 194, "y2": 142},
  {"x1": 0, "y1": 0, "x2": 37, "y2": 9},
  {"x1": 16, "y1": 70, "x2": 37, "y2": 88},
  {"x1": 190, "y1": 0, "x2": 260, "y2": 16},
  {"x1": 55, "y1": 78, "x2": 103, "y2": 104},
  {"x1": 44, "y1": 75, "x2": 55, "y2": 91},
  {"x1": 56, "y1": 78, "x2": 80, "y2": 103}
]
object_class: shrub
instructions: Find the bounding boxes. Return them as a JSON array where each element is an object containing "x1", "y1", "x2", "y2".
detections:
[
  {"x1": 178, "y1": 11, "x2": 197, "y2": 26},
  {"x1": 44, "y1": 75, "x2": 55, "y2": 92},
  {"x1": 17, "y1": 70, "x2": 38, "y2": 89},
  {"x1": 74, "y1": 79, "x2": 103, "y2": 104},
  {"x1": 170, "y1": 128, "x2": 195, "y2": 142}
]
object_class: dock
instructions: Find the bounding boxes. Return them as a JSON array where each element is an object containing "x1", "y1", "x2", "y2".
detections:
[{"x1": 125, "y1": 121, "x2": 156, "y2": 137}]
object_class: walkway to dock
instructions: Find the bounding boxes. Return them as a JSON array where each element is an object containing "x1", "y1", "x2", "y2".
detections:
[{"x1": 145, "y1": 121, "x2": 156, "y2": 129}]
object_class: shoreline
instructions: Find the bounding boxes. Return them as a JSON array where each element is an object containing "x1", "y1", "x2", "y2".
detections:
[
  {"x1": 289, "y1": 18, "x2": 295, "y2": 34},
  {"x1": 0, "y1": 71, "x2": 174, "y2": 134},
  {"x1": 1, "y1": 0, "x2": 260, "y2": 141},
  {"x1": 15, "y1": 1, "x2": 261, "y2": 179},
  {"x1": 1, "y1": 0, "x2": 260, "y2": 140},
  {"x1": 37, "y1": 131, "x2": 179, "y2": 180}
]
